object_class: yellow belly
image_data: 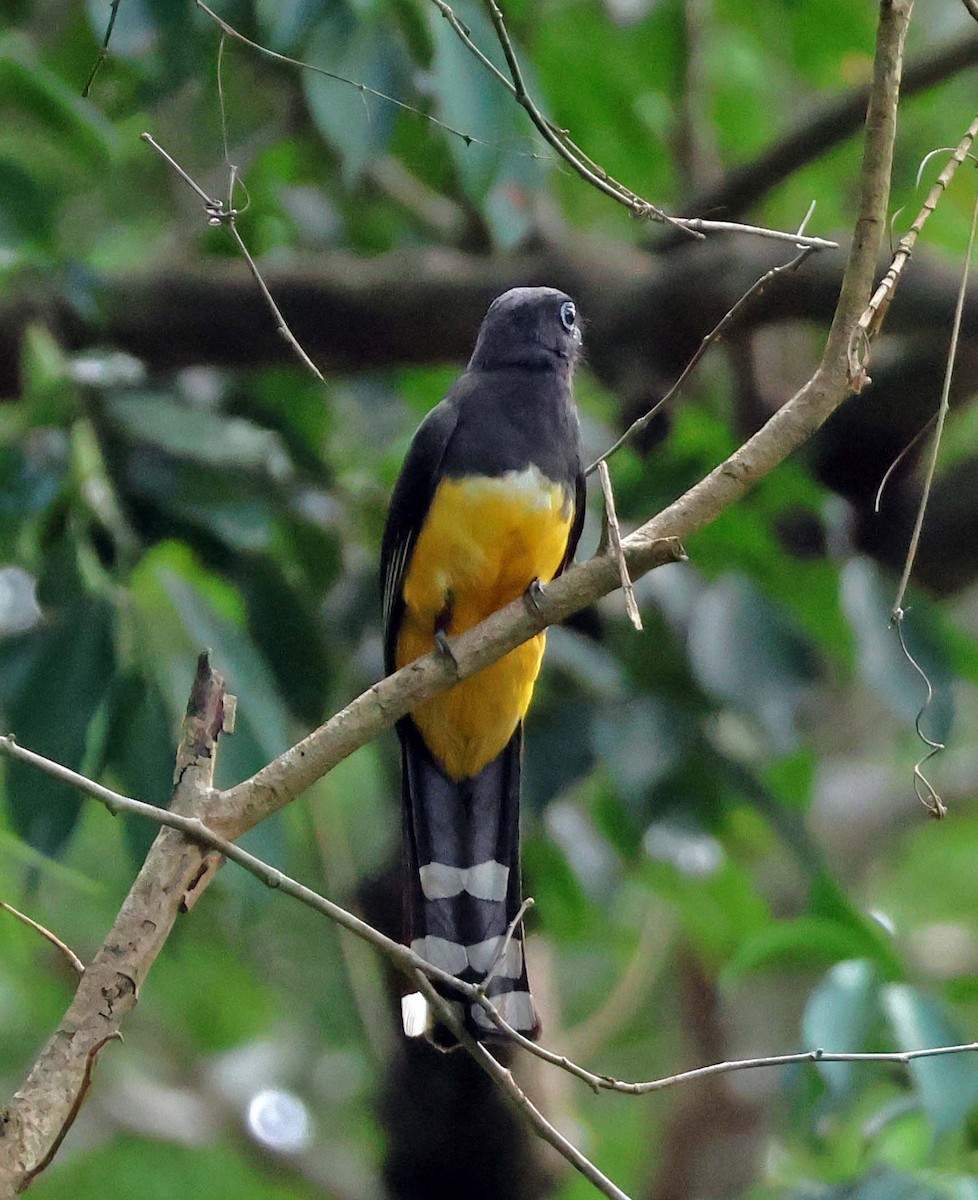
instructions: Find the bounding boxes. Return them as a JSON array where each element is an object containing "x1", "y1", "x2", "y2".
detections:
[{"x1": 396, "y1": 468, "x2": 574, "y2": 779}]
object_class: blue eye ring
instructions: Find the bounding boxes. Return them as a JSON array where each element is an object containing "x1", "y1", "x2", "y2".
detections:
[{"x1": 559, "y1": 301, "x2": 576, "y2": 331}]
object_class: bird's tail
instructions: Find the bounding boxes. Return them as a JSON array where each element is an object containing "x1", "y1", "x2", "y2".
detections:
[{"x1": 398, "y1": 719, "x2": 539, "y2": 1046}]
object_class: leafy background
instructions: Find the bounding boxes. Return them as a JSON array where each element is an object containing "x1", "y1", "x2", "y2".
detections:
[{"x1": 2, "y1": 1, "x2": 978, "y2": 1197}]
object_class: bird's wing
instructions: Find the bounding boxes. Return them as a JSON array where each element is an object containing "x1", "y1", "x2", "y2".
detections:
[
  {"x1": 557, "y1": 466, "x2": 587, "y2": 577},
  {"x1": 380, "y1": 397, "x2": 460, "y2": 675}
]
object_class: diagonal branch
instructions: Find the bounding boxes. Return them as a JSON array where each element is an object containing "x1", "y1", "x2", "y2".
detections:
[
  {"x1": 850, "y1": 112, "x2": 978, "y2": 358},
  {"x1": 0, "y1": 3, "x2": 917, "y2": 1193},
  {"x1": 10, "y1": 731, "x2": 978, "y2": 1106},
  {"x1": 197, "y1": 4, "x2": 906, "y2": 845},
  {"x1": 0, "y1": 900, "x2": 86, "y2": 975},
  {"x1": 429, "y1": 0, "x2": 837, "y2": 249}
]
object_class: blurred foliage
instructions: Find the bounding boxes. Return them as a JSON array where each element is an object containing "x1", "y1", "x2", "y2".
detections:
[{"x1": 2, "y1": 1, "x2": 978, "y2": 1199}]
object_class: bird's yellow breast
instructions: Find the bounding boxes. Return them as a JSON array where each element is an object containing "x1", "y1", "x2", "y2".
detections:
[{"x1": 396, "y1": 467, "x2": 574, "y2": 780}]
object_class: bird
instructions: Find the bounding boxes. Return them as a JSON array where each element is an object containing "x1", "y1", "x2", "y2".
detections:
[{"x1": 380, "y1": 286, "x2": 585, "y2": 1044}]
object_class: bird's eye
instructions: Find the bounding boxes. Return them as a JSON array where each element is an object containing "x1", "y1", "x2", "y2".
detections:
[{"x1": 559, "y1": 301, "x2": 576, "y2": 331}]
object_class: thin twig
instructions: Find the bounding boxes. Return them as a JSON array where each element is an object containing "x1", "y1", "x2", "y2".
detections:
[
  {"x1": 17, "y1": 1033, "x2": 122, "y2": 1193},
  {"x1": 666, "y1": 219, "x2": 834, "y2": 248},
  {"x1": 477, "y1": 0, "x2": 686, "y2": 230},
  {"x1": 0, "y1": 901, "x2": 86, "y2": 975},
  {"x1": 598, "y1": 462, "x2": 643, "y2": 630},
  {"x1": 10, "y1": 730, "x2": 978, "y2": 1098},
  {"x1": 140, "y1": 132, "x2": 325, "y2": 383},
  {"x1": 194, "y1": 0, "x2": 519, "y2": 155},
  {"x1": 886, "y1": 171, "x2": 978, "y2": 820},
  {"x1": 587, "y1": 209, "x2": 817, "y2": 474},
  {"x1": 890, "y1": 168, "x2": 978, "y2": 618},
  {"x1": 411, "y1": 970, "x2": 634, "y2": 1200},
  {"x1": 435, "y1": 0, "x2": 837, "y2": 249},
  {"x1": 874, "y1": 413, "x2": 938, "y2": 513},
  {"x1": 81, "y1": 0, "x2": 121, "y2": 98},
  {"x1": 849, "y1": 112, "x2": 978, "y2": 382},
  {"x1": 963, "y1": 0, "x2": 978, "y2": 23},
  {"x1": 479, "y1": 0, "x2": 685, "y2": 232},
  {"x1": 476, "y1": 896, "x2": 534, "y2": 996}
]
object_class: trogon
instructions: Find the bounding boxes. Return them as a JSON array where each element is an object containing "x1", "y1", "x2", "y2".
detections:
[{"x1": 380, "y1": 286, "x2": 585, "y2": 1043}]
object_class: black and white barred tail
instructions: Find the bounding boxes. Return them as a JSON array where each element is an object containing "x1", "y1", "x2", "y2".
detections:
[{"x1": 398, "y1": 720, "x2": 539, "y2": 1046}]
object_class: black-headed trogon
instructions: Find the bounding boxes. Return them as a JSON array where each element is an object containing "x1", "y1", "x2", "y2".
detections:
[{"x1": 381, "y1": 287, "x2": 585, "y2": 1044}]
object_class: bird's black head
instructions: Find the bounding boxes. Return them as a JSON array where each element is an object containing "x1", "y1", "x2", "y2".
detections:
[{"x1": 468, "y1": 286, "x2": 583, "y2": 373}]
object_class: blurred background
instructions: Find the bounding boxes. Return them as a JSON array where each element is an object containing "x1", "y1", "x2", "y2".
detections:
[{"x1": 2, "y1": 1, "x2": 978, "y2": 1197}]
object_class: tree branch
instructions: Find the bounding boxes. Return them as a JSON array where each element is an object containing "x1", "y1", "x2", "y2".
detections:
[
  {"x1": 0, "y1": 3, "x2": 922, "y2": 1192},
  {"x1": 10, "y1": 726, "x2": 978, "y2": 1200},
  {"x1": 5, "y1": 240, "x2": 978, "y2": 392},
  {"x1": 12, "y1": 730, "x2": 978, "y2": 1077},
  {"x1": 0, "y1": 653, "x2": 230, "y2": 1189}
]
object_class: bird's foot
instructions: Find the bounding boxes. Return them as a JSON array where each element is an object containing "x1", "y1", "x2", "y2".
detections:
[
  {"x1": 524, "y1": 578, "x2": 546, "y2": 612},
  {"x1": 435, "y1": 629, "x2": 458, "y2": 672}
]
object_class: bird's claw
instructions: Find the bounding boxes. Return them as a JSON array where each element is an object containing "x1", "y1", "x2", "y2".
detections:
[
  {"x1": 435, "y1": 629, "x2": 458, "y2": 671},
  {"x1": 524, "y1": 578, "x2": 546, "y2": 612}
]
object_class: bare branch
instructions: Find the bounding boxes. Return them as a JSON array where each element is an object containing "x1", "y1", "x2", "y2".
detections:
[
  {"x1": 81, "y1": 0, "x2": 121, "y2": 98},
  {"x1": 587, "y1": 222, "x2": 817, "y2": 474},
  {"x1": 411, "y1": 971, "x2": 634, "y2": 1200},
  {"x1": 428, "y1": 0, "x2": 838, "y2": 248},
  {"x1": 597, "y1": 463, "x2": 643, "y2": 631},
  {"x1": 850, "y1": 112, "x2": 978, "y2": 366},
  {"x1": 17, "y1": 1033, "x2": 123, "y2": 1194},
  {"x1": 9, "y1": 729, "x2": 978, "y2": 1106},
  {"x1": 140, "y1": 132, "x2": 326, "y2": 384},
  {"x1": 0, "y1": 900, "x2": 86, "y2": 975}
]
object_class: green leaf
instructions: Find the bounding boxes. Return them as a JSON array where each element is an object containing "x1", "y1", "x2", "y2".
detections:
[
  {"x1": 427, "y1": 3, "x2": 507, "y2": 201},
  {"x1": 124, "y1": 453, "x2": 279, "y2": 552},
  {"x1": 3, "y1": 597, "x2": 115, "y2": 855},
  {"x1": 645, "y1": 855, "x2": 769, "y2": 965},
  {"x1": 104, "y1": 393, "x2": 292, "y2": 475},
  {"x1": 523, "y1": 833, "x2": 595, "y2": 940},
  {"x1": 303, "y1": 10, "x2": 406, "y2": 184},
  {"x1": 802, "y1": 959, "x2": 879, "y2": 1098},
  {"x1": 687, "y1": 573, "x2": 820, "y2": 752},
  {"x1": 0, "y1": 440, "x2": 68, "y2": 557},
  {"x1": 882, "y1": 984, "x2": 978, "y2": 1137},
  {"x1": 129, "y1": 541, "x2": 290, "y2": 787},
  {"x1": 255, "y1": 0, "x2": 324, "y2": 51},
  {"x1": 808, "y1": 870, "x2": 903, "y2": 979},
  {"x1": 725, "y1": 916, "x2": 874, "y2": 979},
  {"x1": 25, "y1": 1134, "x2": 314, "y2": 1200},
  {"x1": 234, "y1": 556, "x2": 332, "y2": 726},
  {"x1": 0, "y1": 37, "x2": 113, "y2": 168},
  {"x1": 794, "y1": 1165, "x2": 964, "y2": 1200},
  {"x1": 0, "y1": 158, "x2": 54, "y2": 251},
  {"x1": 20, "y1": 324, "x2": 79, "y2": 427},
  {"x1": 100, "y1": 673, "x2": 176, "y2": 860}
]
